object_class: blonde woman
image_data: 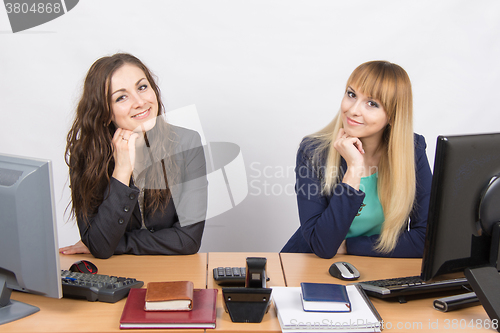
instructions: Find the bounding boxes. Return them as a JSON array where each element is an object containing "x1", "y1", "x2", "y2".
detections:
[{"x1": 281, "y1": 61, "x2": 432, "y2": 259}]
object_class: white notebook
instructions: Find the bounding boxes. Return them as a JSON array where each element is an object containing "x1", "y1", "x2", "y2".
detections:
[{"x1": 272, "y1": 285, "x2": 382, "y2": 332}]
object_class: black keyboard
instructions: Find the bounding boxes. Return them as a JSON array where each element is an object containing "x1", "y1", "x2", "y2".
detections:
[
  {"x1": 213, "y1": 267, "x2": 247, "y2": 286},
  {"x1": 358, "y1": 275, "x2": 469, "y2": 299},
  {"x1": 61, "y1": 270, "x2": 144, "y2": 303}
]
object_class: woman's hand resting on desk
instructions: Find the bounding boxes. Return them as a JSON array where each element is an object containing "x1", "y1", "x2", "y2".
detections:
[{"x1": 59, "y1": 240, "x2": 91, "y2": 255}]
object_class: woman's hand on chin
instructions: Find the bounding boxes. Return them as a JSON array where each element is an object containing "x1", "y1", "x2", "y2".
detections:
[
  {"x1": 334, "y1": 129, "x2": 365, "y2": 190},
  {"x1": 111, "y1": 128, "x2": 139, "y2": 185}
]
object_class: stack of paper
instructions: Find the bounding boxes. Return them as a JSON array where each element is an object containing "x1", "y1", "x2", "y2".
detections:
[{"x1": 272, "y1": 285, "x2": 382, "y2": 332}]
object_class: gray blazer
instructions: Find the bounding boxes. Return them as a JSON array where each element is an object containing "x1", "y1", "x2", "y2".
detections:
[{"x1": 78, "y1": 125, "x2": 207, "y2": 258}]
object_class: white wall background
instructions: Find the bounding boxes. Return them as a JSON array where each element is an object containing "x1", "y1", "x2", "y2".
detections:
[{"x1": 1, "y1": 0, "x2": 499, "y2": 253}]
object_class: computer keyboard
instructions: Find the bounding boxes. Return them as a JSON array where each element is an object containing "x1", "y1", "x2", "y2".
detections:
[
  {"x1": 61, "y1": 270, "x2": 144, "y2": 303},
  {"x1": 358, "y1": 275, "x2": 469, "y2": 299}
]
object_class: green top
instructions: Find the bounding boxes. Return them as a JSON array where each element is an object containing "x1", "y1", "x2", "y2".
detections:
[{"x1": 346, "y1": 172, "x2": 384, "y2": 238}]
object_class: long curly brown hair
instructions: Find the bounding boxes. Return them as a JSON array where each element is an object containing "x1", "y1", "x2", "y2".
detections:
[{"x1": 65, "y1": 53, "x2": 175, "y2": 223}]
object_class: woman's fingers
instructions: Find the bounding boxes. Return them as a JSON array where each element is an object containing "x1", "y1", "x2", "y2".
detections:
[
  {"x1": 352, "y1": 137, "x2": 365, "y2": 154},
  {"x1": 127, "y1": 132, "x2": 139, "y2": 147},
  {"x1": 59, "y1": 240, "x2": 90, "y2": 255},
  {"x1": 113, "y1": 128, "x2": 135, "y2": 145},
  {"x1": 333, "y1": 130, "x2": 365, "y2": 170},
  {"x1": 334, "y1": 129, "x2": 364, "y2": 155}
]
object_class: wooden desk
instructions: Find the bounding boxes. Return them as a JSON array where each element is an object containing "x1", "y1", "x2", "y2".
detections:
[
  {"x1": 280, "y1": 253, "x2": 492, "y2": 332},
  {"x1": 4, "y1": 252, "x2": 495, "y2": 333},
  {"x1": 207, "y1": 252, "x2": 285, "y2": 333},
  {"x1": 5, "y1": 253, "x2": 207, "y2": 333}
]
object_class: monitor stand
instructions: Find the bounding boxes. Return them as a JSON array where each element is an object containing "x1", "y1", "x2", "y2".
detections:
[
  {"x1": 464, "y1": 222, "x2": 500, "y2": 333},
  {"x1": 464, "y1": 266, "x2": 500, "y2": 332},
  {"x1": 0, "y1": 276, "x2": 40, "y2": 325}
]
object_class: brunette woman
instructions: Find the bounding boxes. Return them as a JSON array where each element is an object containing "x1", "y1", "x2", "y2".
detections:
[{"x1": 60, "y1": 53, "x2": 207, "y2": 258}]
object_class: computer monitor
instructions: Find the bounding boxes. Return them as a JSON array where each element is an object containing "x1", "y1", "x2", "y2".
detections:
[
  {"x1": 0, "y1": 153, "x2": 62, "y2": 325},
  {"x1": 421, "y1": 132, "x2": 500, "y2": 281}
]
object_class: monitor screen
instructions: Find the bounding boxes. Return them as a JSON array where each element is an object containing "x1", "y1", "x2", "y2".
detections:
[
  {"x1": 0, "y1": 154, "x2": 62, "y2": 325},
  {"x1": 421, "y1": 133, "x2": 500, "y2": 281}
]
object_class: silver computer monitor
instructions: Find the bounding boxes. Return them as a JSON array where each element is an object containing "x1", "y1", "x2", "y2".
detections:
[{"x1": 0, "y1": 153, "x2": 62, "y2": 325}]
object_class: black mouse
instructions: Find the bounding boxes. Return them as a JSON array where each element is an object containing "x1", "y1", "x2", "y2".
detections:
[
  {"x1": 328, "y1": 261, "x2": 360, "y2": 280},
  {"x1": 70, "y1": 260, "x2": 98, "y2": 274}
]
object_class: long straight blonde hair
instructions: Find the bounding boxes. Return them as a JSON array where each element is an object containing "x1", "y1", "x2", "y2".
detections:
[{"x1": 308, "y1": 61, "x2": 416, "y2": 253}]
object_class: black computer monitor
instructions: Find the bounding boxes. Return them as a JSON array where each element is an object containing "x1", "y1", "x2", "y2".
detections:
[
  {"x1": 0, "y1": 154, "x2": 62, "y2": 325},
  {"x1": 421, "y1": 132, "x2": 500, "y2": 281}
]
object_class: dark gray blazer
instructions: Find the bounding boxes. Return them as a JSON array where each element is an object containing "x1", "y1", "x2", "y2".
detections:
[{"x1": 78, "y1": 125, "x2": 207, "y2": 259}]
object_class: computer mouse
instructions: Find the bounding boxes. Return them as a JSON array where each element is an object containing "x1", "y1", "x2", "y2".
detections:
[
  {"x1": 328, "y1": 261, "x2": 360, "y2": 280},
  {"x1": 69, "y1": 260, "x2": 98, "y2": 274}
]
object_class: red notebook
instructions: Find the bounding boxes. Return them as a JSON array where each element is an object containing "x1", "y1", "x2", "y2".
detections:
[{"x1": 120, "y1": 288, "x2": 218, "y2": 329}]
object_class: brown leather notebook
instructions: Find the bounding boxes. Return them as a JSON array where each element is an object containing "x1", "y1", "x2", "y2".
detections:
[{"x1": 144, "y1": 281, "x2": 194, "y2": 311}]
